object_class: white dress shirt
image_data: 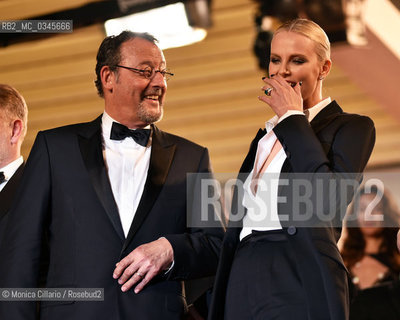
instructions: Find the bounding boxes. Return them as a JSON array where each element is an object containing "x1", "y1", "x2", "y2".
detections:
[
  {"x1": 0, "y1": 156, "x2": 23, "y2": 192},
  {"x1": 102, "y1": 112, "x2": 152, "y2": 237},
  {"x1": 239, "y1": 98, "x2": 332, "y2": 240}
]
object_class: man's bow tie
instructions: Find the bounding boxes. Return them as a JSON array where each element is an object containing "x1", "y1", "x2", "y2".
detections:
[
  {"x1": 0, "y1": 171, "x2": 5, "y2": 184},
  {"x1": 110, "y1": 122, "x2": 151, "y2": 147}
]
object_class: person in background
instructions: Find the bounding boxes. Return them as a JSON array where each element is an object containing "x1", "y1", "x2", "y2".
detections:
[
  {"x1": 0, "y1": 84, "x2": 27, "y2": 240},
  {"x1": 341, "y1": 185, "x2": 400, "y2": 319},
  {"x1": 209, "y1": 18, "x2": 375, "y2": 320},
  {"x1": 0, "y1": 31, "x2": 223, "y2": 320}
]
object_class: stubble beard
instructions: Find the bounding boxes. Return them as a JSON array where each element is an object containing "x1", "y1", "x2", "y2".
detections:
[{"x1": 137, "y1": 101, "x2": 164, "y2": 125}]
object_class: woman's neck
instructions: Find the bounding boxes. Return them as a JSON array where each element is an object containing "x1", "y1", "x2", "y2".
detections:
[{"x1": 364, "y1": 236, "x2": 383, "y2": 254}]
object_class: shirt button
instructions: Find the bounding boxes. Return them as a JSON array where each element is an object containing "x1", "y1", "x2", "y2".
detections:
[{"x1": 287, "y1": 226, "x2": 297, "y2": 235}]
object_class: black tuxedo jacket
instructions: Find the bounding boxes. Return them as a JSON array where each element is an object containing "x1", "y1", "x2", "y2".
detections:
[
  {"x1": 0, "y1": 163, "x2": 24, "y2": 241},
  {"x1": 0, "y1": 115, "x2": 223, "y2": 320},
  {"x1": 209, "y1": 101, "x2": 375, "y2": 320}
]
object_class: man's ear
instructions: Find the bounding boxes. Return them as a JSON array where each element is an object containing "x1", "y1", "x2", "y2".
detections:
[
  {"x1": 10, "y1": 119, "x2": 23, "y2": 145},
  {"x1": 101, "y1": 66, "x2": 116, "y2": 94}
]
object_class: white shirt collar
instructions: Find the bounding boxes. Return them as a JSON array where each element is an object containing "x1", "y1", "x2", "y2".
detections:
[
  {"x1": 265, "y1": 115, "x2": 279, "y2": 133},
  {"x1": 0, "y1": 156, "x2": 23, "y2": 182},
  {"x1": 305, "y1": 97, "x2": 332, "y2": 122},
  {"x1": 102, "y1": 111, "x2": 115, "y2": 142}
]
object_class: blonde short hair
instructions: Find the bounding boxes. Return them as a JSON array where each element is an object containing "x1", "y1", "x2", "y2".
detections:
[{"x1": 275, "y1": 18, "x2": 331, "y2": 61}]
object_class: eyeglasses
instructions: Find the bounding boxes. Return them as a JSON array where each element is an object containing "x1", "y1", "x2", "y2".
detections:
[{"x1": 113, "y1": 65, "x2": 174, "y2": 81}]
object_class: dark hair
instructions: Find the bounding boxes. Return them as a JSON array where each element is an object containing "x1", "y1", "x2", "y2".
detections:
[
  {"x1": 94, "y1": 31, "x2": 158, "y2": 97},
  {"x1": 341, "y1": 185, "x2": 400, "y2": 272}
]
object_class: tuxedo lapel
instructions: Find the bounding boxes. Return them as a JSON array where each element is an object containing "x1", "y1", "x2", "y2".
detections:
[
  {"x1": 0, "y1": 163, "x2": 24, "y2": 221},
  {"x1": 310, "y1": 100, "x2": 343, "y2": 133},
  {"x1": 78, "y1": 116, "x2": 125, "y2": 241},
  {"x1": 121, "y1": 125, "x2": 176, "y2": 253}
]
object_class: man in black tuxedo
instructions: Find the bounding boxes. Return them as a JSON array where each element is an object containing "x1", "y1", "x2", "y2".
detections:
[
  {"x1": 0, "y1": 84, "x2": 27, "y2": 240},
  {"x1": 0, "y1": 31, "x2": 222, "y2": 320}
]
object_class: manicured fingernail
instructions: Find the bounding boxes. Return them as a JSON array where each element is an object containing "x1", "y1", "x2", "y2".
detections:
[
  {"x1": 121, "y1": 286, "x2": 126, "y2": 292},
  {"x1": 113, "y1": 274, "x2": 117, "y2": 279}
]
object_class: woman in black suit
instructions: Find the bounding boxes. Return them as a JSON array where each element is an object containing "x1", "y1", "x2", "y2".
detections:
[{"x1": 209, "y1": 18, "x2": 376, "y2": 320}]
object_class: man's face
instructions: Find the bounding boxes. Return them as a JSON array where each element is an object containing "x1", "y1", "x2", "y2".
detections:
[{"x1": 105, "y1": 37, "x2": 167, "y2": 128}]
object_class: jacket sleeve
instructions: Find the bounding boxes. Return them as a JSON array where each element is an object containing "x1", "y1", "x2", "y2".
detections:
[
  {"x1": 274, "y1": 114, "x2": 375, "y2": 174},
  {"x1": 273, "y1": 113, "x2": 376, "y2": 228}
]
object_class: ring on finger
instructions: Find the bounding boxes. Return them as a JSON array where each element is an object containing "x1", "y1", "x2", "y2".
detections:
[
  {"x1": 135, "y1": 272, "x2": 144, "y2": 278},
  {"x1": 264, "y1": 87, "x2": 273, "y2": 96}
]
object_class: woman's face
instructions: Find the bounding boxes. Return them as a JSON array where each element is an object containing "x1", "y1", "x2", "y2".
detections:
[
  {"x1": 269, "y1": 31, "x2": 330, "y2": 108},
  {"x1": 357, "y1": 193, "x2": 384, "y2": 237}
]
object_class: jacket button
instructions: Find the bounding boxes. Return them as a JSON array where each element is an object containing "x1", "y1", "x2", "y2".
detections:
[{"x1": 287, "y1": 226, "x2": 297, "y2": 235}]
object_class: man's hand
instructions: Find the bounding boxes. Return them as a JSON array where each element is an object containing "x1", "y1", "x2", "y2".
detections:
[{"x1": 113, "y1": 237, "x2": 174, "y2": 293}]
